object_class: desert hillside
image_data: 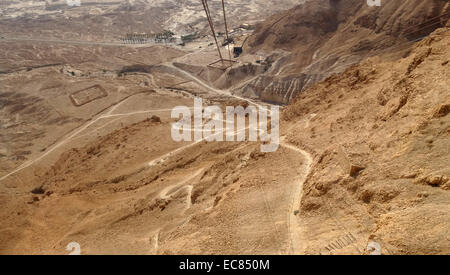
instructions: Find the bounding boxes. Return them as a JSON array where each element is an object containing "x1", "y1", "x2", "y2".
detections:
[
  {"x1": 283, "y1": 25, "x2": 450, "y2": 254},
  {"x1": 238, "y1": 0, "x2": 450, "y2": 103},
  {"x1": 0, "y1": 0, "x2": 449, "y2": 255}
]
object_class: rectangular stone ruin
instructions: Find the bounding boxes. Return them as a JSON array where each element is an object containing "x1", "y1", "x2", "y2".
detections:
[{"x1": 69, "y1": 85, "x2": 108, "y2": 107}]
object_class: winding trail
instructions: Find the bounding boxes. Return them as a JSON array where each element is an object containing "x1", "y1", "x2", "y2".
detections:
[
  {"x1": 138, "y1": 63, "x2": 313, "y2": 254},
  {"x1": 0, "y1": 48, "x2": 314, "y2": 254},
  {"x1": 158, "y1": 169, "x2": 204, "y2": 210},
  {"x1": 156, "y1": 65, "x2": 313, "y2": 254},
  {"x1": 146, "y1": 101, "x2": 312, "y2": 255},
  {"x1": 0, "y1": 106, "x2": 193, "y2": 183},
  {"x1": 165, "y1": 63, "x2": 277, "y2": 110},
  {"x1": 280, "y1": 138, "x2": 313, "y2": 254},
  {"x1": 151, "y1": 169, "x2": 204, "y2": 254}
]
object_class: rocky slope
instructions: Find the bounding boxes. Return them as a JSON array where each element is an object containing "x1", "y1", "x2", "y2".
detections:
[
  {"x1": 282, "y1": 25, "x2": 450, "y2": 254},
  {"x1": 1, "y1": 0, "x2": 449, "y2": 255},
  {"x1": 239, "y1": 0, "x2": 450, "y2": 104}
]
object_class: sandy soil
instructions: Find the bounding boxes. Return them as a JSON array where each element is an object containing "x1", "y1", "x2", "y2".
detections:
[
  {"x1": 283, "y1": 26, "x2": 450, "y2": 255},
  {"x1": 0, "y1": 0, "x2": 448, "y2": 255}
]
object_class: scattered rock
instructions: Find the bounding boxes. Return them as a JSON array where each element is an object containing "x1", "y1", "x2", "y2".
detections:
[
  {"x1": 406, "y1": 47, "x2": 432, "y2": 74},
  {"x1": 349, "y1": 165, "x2": 365, "y2": 177},
  {"x1": 61, "y1": 65, "x2": 83, "y2": 77},
  {"x1": 381, "y1": 95, "x2": 408, "y2": 120},
  {"x1": 360, "y1": 189, "x2": 374, "y2": 203},
  {"x1": 150, "y1": 115, "x2": 161, "y2": 123},
  {"x1": 335, "y1": 146, "x2": 366, "y2": 177},
  {"x1": 432, "y1": 103, "x2": 450, "y2": 118},
  {"x1": 426, "y1": 175, "x2": 448, "y2": 187}
]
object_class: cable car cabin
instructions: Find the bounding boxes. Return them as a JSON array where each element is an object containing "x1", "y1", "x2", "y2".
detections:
[
  {"x1": 222, "y1": 37, "x2": 234, "y2": 47},
  {"x1": 233, "y1": 47, "x2": 243, "y2": 58}
]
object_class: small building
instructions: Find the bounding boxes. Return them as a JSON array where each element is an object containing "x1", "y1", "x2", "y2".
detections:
[{"x1": 240, "y1": 23, "x2": 254, "y2": 30}]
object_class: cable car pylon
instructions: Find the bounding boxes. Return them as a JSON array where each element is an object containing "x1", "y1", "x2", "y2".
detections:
[
  {"x1": 201, "y1": 0, "x2": 224, "y2": 65},
  {"x1": 201, "y1": 0, "x2": 235, "y2": 69},
  {"x1": 221, "y1": 0, "x2": 232, "y2": 61}
]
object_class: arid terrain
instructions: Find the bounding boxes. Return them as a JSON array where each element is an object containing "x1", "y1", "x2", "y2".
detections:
[
  {"x1": 0, "y1": 0, "x2": 449, "y2": 255},
  {"x1": 0, "y1": 0, "x2": 300, "y2": 40}
]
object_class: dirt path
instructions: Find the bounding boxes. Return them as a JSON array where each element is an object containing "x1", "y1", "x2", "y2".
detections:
[
  {"x1": 150, "y1": 111, "x2": 313, "y2": 254},
  {"x1": 163, "y1": 63, "x2": 277, "y2": 109},
  {"x1": 151, "y1": 168, "x2": 204, "y2": 254},
  {"x1": 158, "y1": 169, "x2": 204, "y2": 209},
  {"x1": 1, "y1": 55, "x2": 314, "y2": 254},
  {"x1": 142, "y1": 61, "x2": 314, "y2": 252},
  {"x1": 0, "y1": 104, "x2": 191, "y2": 184},
  {"x1": 280, "y1": 139, "x2": 312, "y2": 254},
  {"x1": 163, "y1": 64, "x2": 315, "y2": 253}
]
